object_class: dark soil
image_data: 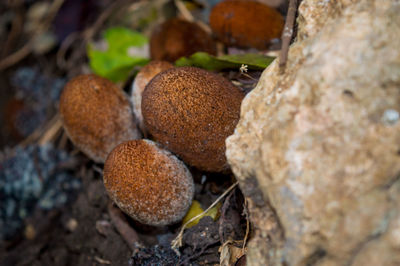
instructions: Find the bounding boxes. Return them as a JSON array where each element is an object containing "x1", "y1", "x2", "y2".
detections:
[
  {"x1": 0, "y1": 163, "x2": 247, "y2": 266},
  {"x1": 0, "y1": 172, "x2": 131, "y2": 266}
]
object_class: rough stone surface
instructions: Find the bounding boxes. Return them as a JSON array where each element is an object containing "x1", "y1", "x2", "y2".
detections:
[{"x1": 226, "y1": 0, "x2": 400, "y2": 265}]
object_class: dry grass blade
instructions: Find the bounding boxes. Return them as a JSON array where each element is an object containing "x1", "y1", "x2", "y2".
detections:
[{"x1": 171, "y1": 181, "x2": 239, "y2": 254}]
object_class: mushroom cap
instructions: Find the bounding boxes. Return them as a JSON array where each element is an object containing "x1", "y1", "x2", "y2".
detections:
[
  {"x1": 150, "y1": 18, "x2": 216, "y2": 62},
  {"x1": 142, "y1": 67, "x2": 244, "y2": 172},
  {"x1": 209, "y1": 0, "x2": 284, "y2": 49},
  {"x1": 59, "y1": 74, "x2": 141, "y2": 163},
  {"x1": 103, "y1": 139, "x2": 194, "y2": 226},
  {"x1": 131, "y1": 61, "x2": 174, "y2": 132}
]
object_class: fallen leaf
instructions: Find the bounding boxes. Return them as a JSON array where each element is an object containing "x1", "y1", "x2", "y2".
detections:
[{"x1": 175, "y1": 52, "x2": 275, "y2": 71}]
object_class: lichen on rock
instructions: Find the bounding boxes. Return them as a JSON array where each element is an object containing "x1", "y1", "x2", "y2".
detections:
[{"x1": 226, "y1": 0, "x2": 400, "y2": 265}]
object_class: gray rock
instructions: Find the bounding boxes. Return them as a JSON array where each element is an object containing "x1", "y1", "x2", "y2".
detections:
[{"x1": 226, "y1": 0, "x2": 400, "y2": 265}]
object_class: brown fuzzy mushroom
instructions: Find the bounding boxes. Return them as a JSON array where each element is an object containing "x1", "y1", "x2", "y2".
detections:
[
  {"x1": 59, "y1": 74, "x2": 141, "y2": 163},
  {"x1": 131, "y1": 61, "x2": 174, "y2": 132},
  {"x1": 150, "y1": 18, "x2": 216, "y2": 62},
  {"x1": 103, "y1": 139, "x2": 194, "y2": 226},
  {"x1": 142, "y1": 67, "x2": 244, "y2": 172},
  {"x1": 209, "y1": 0, "x2": 284, "y2": 49}
]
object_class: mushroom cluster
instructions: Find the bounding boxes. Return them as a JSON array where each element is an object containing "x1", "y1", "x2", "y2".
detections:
[
  {"x1": 59, "y1": 63, "x2": 244, "y2": 226},
  {"x1": 59, "y1": 0, "x2": 285, "y2": 226}
]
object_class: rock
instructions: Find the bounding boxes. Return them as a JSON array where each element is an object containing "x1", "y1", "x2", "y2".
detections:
[{"x1": 226, "y1": 0, "x2": 400, "y2": 265}]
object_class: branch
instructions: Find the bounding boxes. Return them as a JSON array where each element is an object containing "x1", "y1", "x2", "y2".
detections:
[{"x1": 279, "y1": 0, "x2": 299, "y2": 72}]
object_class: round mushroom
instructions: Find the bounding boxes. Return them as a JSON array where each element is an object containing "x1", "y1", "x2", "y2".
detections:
[
  {"x1": 150, "y1": 18, "x2": 216, "y2": 62},
  {"x1": 142, "y1": 66, "x2": 244, "y2": 172},
  {"x1": 131, "y1": 61, "x2": 174, "y2": 132},
  {"x1": 103, "y1": 139, "x2": 194, "y2": 226},
  {"x1": 59, "y1": 74, "x2": 141, "y2": 163},
  {"x1": 210, "y1": 0, "x2": 284, "y2": 49}
]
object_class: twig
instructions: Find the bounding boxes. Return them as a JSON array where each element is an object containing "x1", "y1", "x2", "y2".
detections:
[
  {"x1": 171, "y1": 181, "x2": 239, "y2": 253},
  {"x1": 94, "y1": 256, "x2": 111, "y2": 265},
  {"x1": 0, "y1": 42, "x2": 33, "y2": 71},
  {"x1": 242, "y1": 198, "x2": 250, "y2": 251},
  {"x1": 83, "y1": 0, "x2": 130, "y2": 43},
  {"x1": 279, "y1": 0, "x2": 298, "y2": 72},
  {"x1": 0, "y1": 0, "x2": 65, "y2": 71},
  {"x1": 19, "y1": 114, "x2": 61, "y2": 147},
  {"x1": 57, "y1": 131, "x2": 68, "y2": 150},
  {"x1": 38, "y1": 115, "x2": 63, "y2": 145},
  {"x1": 174, "y1": 0, "x2": 211, "y2": 33},
  {"x1": 108, "y1": 202, "x2": 141, "y2": 251},
  {"x1": 56, "y1": 32, "x2": 80, "y2": 70},
  {"x1": 56, "y1": 0, "x2": 131, "y2": 71},
  {"x1": 218, "y1": 187, "x2": 236, "y2": 243},
  {"x1": 1, "y1": 1, "x2": 24, "y2": 58},
  {"x1": 174, "y1": 0, "x2": 194, "y2": 22}
]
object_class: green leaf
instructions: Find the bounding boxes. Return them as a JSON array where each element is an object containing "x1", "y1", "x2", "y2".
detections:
[
  {"x1": 87, "y1": 27, "x2": 149, "y2": 82},
  {"x1": 104, "y1": 27, "x2": 148, "y2": 52},
  {"x1": 175, "y1": 52, "x2": 275, "y2": 71}
]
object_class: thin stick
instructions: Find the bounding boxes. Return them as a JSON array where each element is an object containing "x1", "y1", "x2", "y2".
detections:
[
  {"x1": 242, "y1": 198, "x2": 250, "y2": 251},
  {"x1": 56, "y1": 0, "x2": 131, "y2": 71},
  {"x1": 174, "y1": 0, "x2": 211, "y2": 33},
  {"x1": 219, "y1": 188, "x2": 236, "y2": 243},
  {"x1": 1, "y1": 2, "x2": 24, "y2": 58},
  {"x1": 171, "y1": 181, "x2": 239, "y2": 252},
  {"x1": 175, "y1": 0, "x2": 194, "y2": 22},
  {"x1": 0, "y1": 0, "x2": 65, "y2": 71},
  {"x1": 279, "y1": 0, "x2": 298, "y2": 72},
  {"x1": 108, "y1": 202, "x2": 141, "y2": 250},
  {"x1": 38, "y1": 116, "x2": 63, "y2": 145}
]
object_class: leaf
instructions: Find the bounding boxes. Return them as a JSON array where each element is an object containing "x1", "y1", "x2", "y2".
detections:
[
  {"x1": 182, "y1": 200, "x2": 221, "y2": 228},
  {"x1": 218, "y1": 53, "x2": 275, "y2": 69},
  {"x1": 219, "y1": 241, "x2": 247, "y2": 266},
  {"x1": 87, "y1": 27, "x2": 149, "y2": 82},
  {"x1": 175, "y1": 52, "x2": 275, "y2": 71},
  {"x1": 104, "y1": 27, "x2": 148, "y2": 52}
]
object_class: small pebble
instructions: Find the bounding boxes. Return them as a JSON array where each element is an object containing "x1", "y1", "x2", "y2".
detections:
[{"x1": 66, "y1": 218, "x2": 78, "y2": 232}]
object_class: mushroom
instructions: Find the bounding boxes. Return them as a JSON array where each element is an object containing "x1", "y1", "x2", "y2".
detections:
[
  {"x1": 150, "y1": 18, "x2": 216, "y2": 62},
  {"x1": 131, "y1": 61, "x2": 174, "y2": 132},
  {"x1": 103, "y1": 139, "x2": 194, "y2": 226},
  {"x1": 142, "y1": 66, "x2": 244, "y2": 172},
  {"x1": 209, "y1": 0, "x2": 284, "y2": 49},
  {"x1": 59, "y1": 74, "x2": 141, "y2": 163}
]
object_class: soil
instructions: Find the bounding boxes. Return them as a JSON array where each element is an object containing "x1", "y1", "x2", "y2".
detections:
[
  {"x1": 0, "y1": 161, "x2": 247, "y2": 265},
  {"x1": 0, "y1": 170, "x2": 131, "y2": 266}
]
